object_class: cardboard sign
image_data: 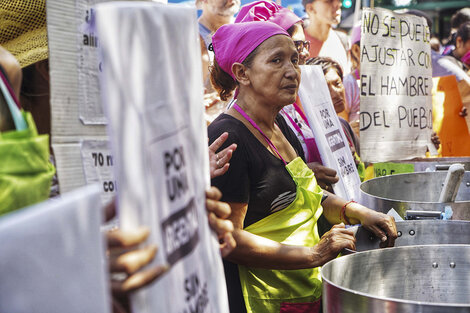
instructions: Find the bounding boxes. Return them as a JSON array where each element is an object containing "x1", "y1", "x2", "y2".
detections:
[
  {"x1": 80, "y1": 140, "x2": 116, "y2": 204},
  {"x1": 47, "y1": 0, "x2": 124, "y2": 199},
  {"x1": 96, "y1": 3, "x2": 229, "y2": 313},
  {"x1": 299, "y1": 65, "x2": 361, "y2": 200},
  {"x1": 76, "y1": 1, "x2": 106, "y2": 125},
  {"x1": 359, "y1": 8, "x2": 433, "y2": 162},
  {"x1": 0, "y1": 185, "x2": 110, "y2": 313}
]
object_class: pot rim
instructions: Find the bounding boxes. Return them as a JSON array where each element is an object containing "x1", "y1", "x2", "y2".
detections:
[{"x1": 322, "y1": 244, "x2": 470, "y2": 307}]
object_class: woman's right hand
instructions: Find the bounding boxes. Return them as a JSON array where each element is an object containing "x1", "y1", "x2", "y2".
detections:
[{"x1": 312, "y1": 223, "x2": 356, "y2": 266}]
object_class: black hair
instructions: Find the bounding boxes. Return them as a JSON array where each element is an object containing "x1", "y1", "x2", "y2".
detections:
[{"x1": 306, "y1": 56, "x2": 344, "y2": 79}]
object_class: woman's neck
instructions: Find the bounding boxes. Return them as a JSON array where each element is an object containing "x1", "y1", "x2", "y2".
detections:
[
  {"x1": 233, "y1": 94, "x2": 281, "y2": 131},
  {"x1": 198, "y1": 15, "x2": 233, "y2": 33},
  {"x1": 306, "y1": 19, "x2": 331, "y2": 43}
]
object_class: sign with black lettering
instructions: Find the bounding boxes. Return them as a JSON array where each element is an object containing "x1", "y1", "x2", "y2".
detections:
[
  {"x1": 299, "y1": 65, "x2": 361, "y2": 200},
  {"x1": 373, "y1": 162, "x2": 414, "y2": 178},
  {"x1": 360, "y1": 8, "x2": 433, "y2": 162},
  {"x1": 96, "y1": 3, "x2": 229, "y2": 313},
  {"x1": 80, "y1": 140, "x2": 115, "y2": 204}
]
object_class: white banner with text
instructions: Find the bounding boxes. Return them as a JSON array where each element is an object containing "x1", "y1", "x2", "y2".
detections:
[
  {"x1": 96, "y1": 3, "x2": 229, "y2": 313},
  {"x1": 359, "y1": 8, "x2": 433, "y2": 162},
  {"x1": 299, "y1": 65, "x2": 361, "y2": 201}
]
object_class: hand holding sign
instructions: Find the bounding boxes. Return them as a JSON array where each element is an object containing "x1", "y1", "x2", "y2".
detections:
[{"x1": 206, "y1": 187, "x2": 236, "y2": 257}]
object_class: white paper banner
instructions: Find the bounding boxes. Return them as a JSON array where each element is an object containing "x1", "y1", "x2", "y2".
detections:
[
  {"x1": 359, "y1": 8, "x2": 433, "y2": 163},
  {"x1": 96, "y1": 2, "x2": 229, "y2": 313},
  {"x1": 0, "y1": 185, "x2": 110, "y2": 313},
  {"x1": 299, "y1": 65, "x2": 361, "y2": 201}
]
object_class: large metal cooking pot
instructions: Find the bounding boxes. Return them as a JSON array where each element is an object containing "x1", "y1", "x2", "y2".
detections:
[
  {"x1": 346, "y1": 220, "x2": 470, "y2": 253},
  {"x1": 360, "y1": 171, "x2": 470, "y2": 220},
  {"x1": 322, "y1": 245, "x2": 470, "y2": 313}
]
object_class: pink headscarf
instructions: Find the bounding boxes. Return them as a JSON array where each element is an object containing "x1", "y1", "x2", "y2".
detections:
[
  {"x1": 234, "y1": 0, "x2": 301, "y2": 32},
  {"x1": 212, "y1": 21, "x2": 289, "y2": 81},
  {"x1": 350, "y1": 22, "x2": 361, "y2": 45}
]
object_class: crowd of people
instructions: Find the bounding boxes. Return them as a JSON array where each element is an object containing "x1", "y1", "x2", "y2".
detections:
[{"x1": 1, "y1": 0, "x2": 470, "y2": 312}]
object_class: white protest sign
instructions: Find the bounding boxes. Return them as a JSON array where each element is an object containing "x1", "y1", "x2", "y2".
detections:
[
  {"x1": 299, "y1": 65, "x2": 361, "y2": 201},
  {"x1": 359, "y1": 8, "x2": 433, "y2": 163},
  {"x1": 0, "y1": 185, "x2": 110, "y2": 313},
  {"x1": 96, "y1": 2, "x2": 229, "y2": 313}
]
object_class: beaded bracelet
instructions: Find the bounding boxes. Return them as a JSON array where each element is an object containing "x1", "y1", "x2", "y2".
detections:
[{"x1": 340, "y1": 200, "x2": 356, "y2": 225}]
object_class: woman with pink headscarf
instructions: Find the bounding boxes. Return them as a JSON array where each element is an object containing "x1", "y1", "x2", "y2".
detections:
[
  {"x1": 208, "y1": 21, "x2": 396, "y2": 313},
  {"x1": 234, "y1": 0, "x2": 339, "y2": 190}
]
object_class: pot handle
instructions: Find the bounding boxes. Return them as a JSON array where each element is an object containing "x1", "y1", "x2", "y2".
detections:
[
  {"x1": 405, "y1": 210, "x2": 443, "y2": 220},
  {"x1": 435, "y1": 165, "x2": 451, "y2": 171}
]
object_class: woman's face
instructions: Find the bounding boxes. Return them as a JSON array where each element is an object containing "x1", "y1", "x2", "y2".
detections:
[
  {"x1": 455, "y1": 37, "x2": 470, "y2": 62},
  {"x1": 324, "y1": 68, "x2": 345, "y2": 113},
  {"x1": 290, "y1": 23, "x2": 310, "y2": 65},
  {"x1": 244, "y1": 35, "x2": 301, "y2": 107},
  {"x1": 307, "y1": 0, "x2": 342, "y2": 27}
]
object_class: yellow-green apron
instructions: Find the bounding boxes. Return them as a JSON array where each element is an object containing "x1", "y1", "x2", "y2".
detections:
[{"x1": 239, "y1": 157, "x2": 324, "y2": 313}]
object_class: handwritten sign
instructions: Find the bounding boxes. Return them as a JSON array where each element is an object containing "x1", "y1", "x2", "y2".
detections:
[
  {"x1": 299, "y1": 65, "x2": 361, "y2": 201},
  {"x1": 359, "y1": 8, "x2": 433, "y2": 162},
  {"x1": 96, "y1": 2, "x2": 229, "y2": 313}
]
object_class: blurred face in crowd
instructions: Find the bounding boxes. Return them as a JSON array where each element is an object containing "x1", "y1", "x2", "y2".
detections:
[
  {"x1": 455, "y1": 36, "x2": 470, "y2": 63},
  {"x1": 324, "y1": 68, "x2": 345, "y2": 113},
  {"x1": 203, "y1": 0, "x2": 240, "y2": 17},
  {"x1": 241, "y1": 35, "x2": 301, "y2": 107},
  {"x1": 305, "y1": 0, "x2": 342, "y2": 26},
  {"x1": 289, "y1": 22, "x2": 310, "y2": 65}
]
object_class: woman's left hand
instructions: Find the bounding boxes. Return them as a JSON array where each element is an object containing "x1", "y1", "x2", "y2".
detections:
[{"x1": 358, "y1": 210, "x2": 397, "y2": 248}]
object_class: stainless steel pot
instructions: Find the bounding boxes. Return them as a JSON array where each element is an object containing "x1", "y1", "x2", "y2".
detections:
[
  {"x1": 360, "y1": 171, "x2": 470, "y2": 220},
  {"x1": 322, "y1": 245, "x2": 470, "y2": 313},
  {"x1": 346, "y1": 220, "x2": 470, "y2": 253}
]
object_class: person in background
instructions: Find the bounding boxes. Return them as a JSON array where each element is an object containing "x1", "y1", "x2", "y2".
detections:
[
  {"x1": 208, "y1": 21, "x2": 396, "y2": 313},
  {"x1": 0, "y1": 0, "x2": 51, "y2": 138},
  {"x1": 302, "y1": 0, "x2": 350, "y2": 76},
  {"x1": 234, "y1": 0, "x2": 340, "y2": 190},
  {"x1": 198, "y1": 0, "x2": 241, "y2": 123},
  {"x1": 0, "y1": 45, "x2": 21, "y2": 100},
  {"x1": 342, "y1": 22, "x2": 361, "y2": 135},
  {"x1": 0, "y1": 45, "x2": 22, "y2": 131},
  {"x1": 430, "y1": 36, "x2": 441, "y2": 53},
  {"x1": 443, "y1": 21, "x2": 470, "y2": 73},
  {"x1": 443, "y1": 8, "x2": 470, "y2": 56}
]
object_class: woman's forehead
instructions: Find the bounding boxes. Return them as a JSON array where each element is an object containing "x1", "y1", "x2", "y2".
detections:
[{"x1": 258, "y1": 35, "x2": 295, "y2": 52}]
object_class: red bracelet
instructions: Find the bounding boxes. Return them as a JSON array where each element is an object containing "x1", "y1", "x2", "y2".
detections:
[{"x1": 340, "y1": 200, "x2": 356, "y2": 225}]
